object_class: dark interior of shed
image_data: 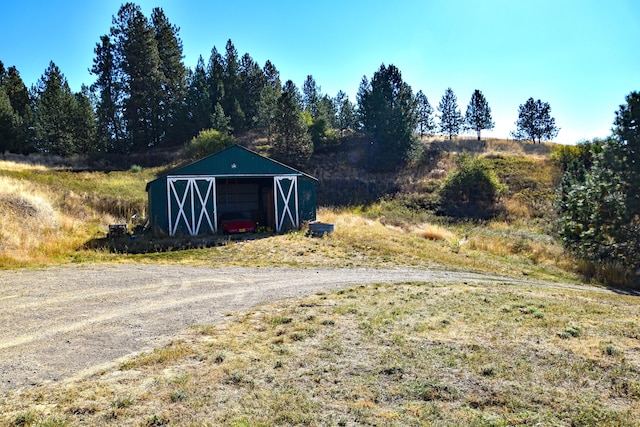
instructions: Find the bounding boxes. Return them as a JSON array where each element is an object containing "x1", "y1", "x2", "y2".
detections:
[{"x1": 215, "y1": 177, "x2": 275, "y2": 229}]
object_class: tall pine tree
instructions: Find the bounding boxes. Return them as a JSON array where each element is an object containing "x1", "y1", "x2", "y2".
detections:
[
  {"x1": 186, "y1": 55, "x2": 212, "y2": 135},
  {"x1": 222, "y1": 40, "x2": 245, "y2": 132},
  {"x1": 334, "y1": 90, "x2": 356, "y2": 137},
  {"x1": 91, "y1": 34, "x2": 125, "y2": 152},
  {"x1": 0, "y1": 64, "x2": 35, "y2": 153},
  {"x1": 357, "y1": 64, "x2": 418, "y2": 170},
  {"x1": 152, "y1": 7, "x2": 187, "y2": 144},
  {"x1": 111, "y1": 2, "x2": 164, "y2": 151},
  {"x1": 4, "y1": 66, "x2": 31, "y2": 123},
  {"x1": 272, "y1": 80, "x2": 312, "y2": 168},
  {"x1": 465, "y1": 89, "x2": 494, "y2": 141},
  {"x1": 33, "y1": 62, "x2": 77, "y2": 155},
  {"x1": 207, "y1": 46, "x2": 225, "y2": 108},
  {"x1": 255, "y1": 60, "x2": 282, "y2": 142},
  {"x1": 0, "y1": 87, "x2": 19, "y2": 155},
  {"x1": 437, "y1": 87, "x2": 464, "y2": 140},
  {"x1": 302, "y1": 75, "x2": 320, "y2": 118},
  {"x1": 238, "y1": 53, "x2": 266, "y2": 130},
  {"x1": 415, "y1": 90, "x2": 435, "y2": 138},
  {"x1": 73, "y1": 85, "x2": 98, "y2": 154},
  {"x1": 263, "y1": 60, "x2": 281, "y2": 92}
]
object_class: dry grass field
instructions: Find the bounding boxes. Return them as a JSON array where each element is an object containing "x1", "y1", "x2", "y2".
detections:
[
  {"x1": 1, "y1": 140, "x2": 638, "y2": 426},
  {"x1": 2, "y1": 279, "x2": 638, "y2": 426}
]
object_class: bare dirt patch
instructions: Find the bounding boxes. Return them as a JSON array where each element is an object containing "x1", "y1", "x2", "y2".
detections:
[{"x1": 0, "y1": 264, "x2": 581, "y2": 391}]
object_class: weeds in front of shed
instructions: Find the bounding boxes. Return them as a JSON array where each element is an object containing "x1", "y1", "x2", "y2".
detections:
[
  {"x1": 120, "y1": 341, "x2": 191, "y2": 370},
  {"x1": 12, "y1": 411, "x2": 36, "y2": 427},
  {"x1": 112, "y1": 394, "x2": 135, "y2": 409},
  {"x1": 558, "y1": 325, "x2": 581, "y2": 339},
  {"x1": 602, "y1": 342, "x2": 623, "y2": 358}
]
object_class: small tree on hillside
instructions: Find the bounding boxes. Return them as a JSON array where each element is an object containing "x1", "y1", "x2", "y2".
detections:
[
  {"x1": 465, "y1": 89, "x2": 494, "y2": 141},
  {"x1": 415, "y1": 90, "x2": 435, "y2": 138},
  {"x1": 210, "y1": 102, "x2": 232, "y2": 134},
  {"x1": 437, "y1": 88, "x2": 464, "y2": 140},
  {"x1": 511, "y1": 97, "x2": 559, "y2": 143}
]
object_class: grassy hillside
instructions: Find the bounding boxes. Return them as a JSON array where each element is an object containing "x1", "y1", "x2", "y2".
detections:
[
  {"x1": 0, "y1": 139, "x2": 573, "y2": 282},
  {"x1": 0, "y1": 155, "x2": 158, "y2": 267}
]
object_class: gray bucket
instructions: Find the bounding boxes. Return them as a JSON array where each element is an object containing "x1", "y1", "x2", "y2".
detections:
[{"x1": 308, "y1": 221, "x2": 334, "y2": 237}]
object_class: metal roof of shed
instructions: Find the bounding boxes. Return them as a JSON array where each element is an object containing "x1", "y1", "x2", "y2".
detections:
[{"x1": 146, "y1": 144, "x2": 317, "y2": 191}]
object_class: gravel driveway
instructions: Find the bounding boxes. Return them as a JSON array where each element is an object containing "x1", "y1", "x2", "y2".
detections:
[{"x1": 0, "y1": 264, "x2": 558, "y2": 391}]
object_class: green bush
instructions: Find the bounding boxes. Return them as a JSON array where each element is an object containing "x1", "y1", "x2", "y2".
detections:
[
  {"x1": 550, "y1": 139, "x2": 603, "y2": 172},
  {"x1": 439, "y1": 153, "x2": 506, "y2": 219},
  {"x1": 186, "y1": 129, "x2": 235, "y2": 160}
]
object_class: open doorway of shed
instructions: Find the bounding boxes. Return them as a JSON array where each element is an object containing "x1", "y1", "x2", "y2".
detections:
[{"x1": 215, "y1": 177, "x2": 274, "y2": 231}]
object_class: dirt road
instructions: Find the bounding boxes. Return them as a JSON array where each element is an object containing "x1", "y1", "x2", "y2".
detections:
[{"x1": 0, "y1": 264, "x2": 558, "y2": 391}]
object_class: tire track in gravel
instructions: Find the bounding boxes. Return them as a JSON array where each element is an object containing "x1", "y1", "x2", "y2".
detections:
[{"x1": 0, "y1": 264, "x2": 578, "y2": 391}]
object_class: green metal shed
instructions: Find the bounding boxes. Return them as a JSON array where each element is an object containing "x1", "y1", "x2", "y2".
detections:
[{"x1": 145, "y1": 145, "x2": 317, "y2": 236}]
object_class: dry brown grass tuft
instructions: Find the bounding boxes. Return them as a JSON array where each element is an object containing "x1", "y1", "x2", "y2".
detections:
[
  {"x1": 0, "y1": 176, "x2": 61, "y2": 260},
  {"x1": 0, "y1": 159, "x2": 49, "y2": 172},
  {"x1": 414, "y1": 223, "x2": 457, "y2": 242}
]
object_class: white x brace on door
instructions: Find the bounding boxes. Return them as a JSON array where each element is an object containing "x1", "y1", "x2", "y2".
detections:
[
  {"x1": 274, "y1": 176, "x2": 299, "y2": 232},
  {"x1": 167, "y1": 176, "x2": 217, "y2": 236}
]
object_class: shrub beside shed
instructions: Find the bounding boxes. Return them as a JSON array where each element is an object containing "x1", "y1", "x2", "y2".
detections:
[{"x1": 146, "y1": 145, "x2": 317, "y2": 236}]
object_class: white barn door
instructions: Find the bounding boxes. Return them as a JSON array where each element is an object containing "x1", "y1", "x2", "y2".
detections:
[
  {"x1": 167, "y1": 176, "x2": 217, "y2": 236},
  {"x1": 274, "y1": 176, "x2": 299, "y2": 232}
]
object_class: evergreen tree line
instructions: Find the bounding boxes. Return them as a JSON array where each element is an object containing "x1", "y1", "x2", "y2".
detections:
[
  {"x1": 0, "y1": 3, "x2": 559, "y2": 166},
  {"x1": 0, "y1": 61, "x2": 96, "y2": 155},
  {"x1": 556, "y1": 92, "x2": 640, "y2": 286}
]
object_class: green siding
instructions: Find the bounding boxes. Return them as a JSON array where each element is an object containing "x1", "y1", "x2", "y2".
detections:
[
  {"x1": 146, "y1": 145, "x2": 317, "y2": 235},
  {"x1": 299, "y1": 176, "x2": 316, "y2": 222},
  {"x1": 148, "y1": 177, "x2": 168, "y2": 234}
]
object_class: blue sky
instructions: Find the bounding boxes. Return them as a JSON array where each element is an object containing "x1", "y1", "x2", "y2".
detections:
[{"x1": 2, "y1": 0, "x2": 639, "y2": 143}]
